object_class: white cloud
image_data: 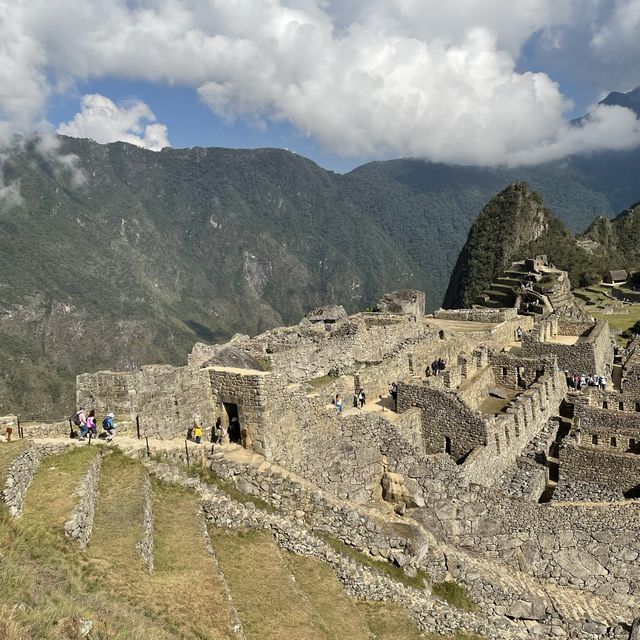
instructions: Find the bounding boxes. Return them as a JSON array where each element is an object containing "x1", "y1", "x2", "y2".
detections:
[
  {"x1": 57, "y1": 94, "x2": 170, "y2": 151},
  {"x1": 0, "y1": 0, "x2": 638, "y2": 165}
]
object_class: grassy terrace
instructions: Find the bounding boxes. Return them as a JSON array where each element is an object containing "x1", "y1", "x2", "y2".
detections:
[
  {"x1": 0, "y1": 439, "x2": 29, "y2": 485},
  {"x1": 574, "y1": 284, "x2": 640, "y2": 344},
  {"x1": 0, "y1": 444, "x2": 485, "y2": 639},
  {"x1": 210, "y1": 528, "x2": 329, "y2": 640}
]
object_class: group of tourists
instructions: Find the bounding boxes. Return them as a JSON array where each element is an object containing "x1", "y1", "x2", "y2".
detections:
[
  {"x1": 187, "y1": 416, "x2": 248, "y2": 448},
  {"x1": 72, "y1": 408, "x2": 116, "y2": 441},
  {"x1": 333, "y1": 388, "x2": 367, "y2": 413},
  {"x1": 428, "y1": 358, "x2": 447, "y2": 376},
  {"x1": 565, "y1": 371, "x2": 607, "y2": 391}
]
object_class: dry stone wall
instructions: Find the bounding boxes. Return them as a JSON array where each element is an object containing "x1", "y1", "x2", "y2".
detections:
[
  {"x1": 559, "y1": 437, "x2": 640, "y2": 495},
  {"x1": 521, "y1": 319, "x2": 613, "y2": 376},
  {"x1": 208, "y1": 452, "x2": 427, "y2": 567},
  {"x1": 434, "y1": 308, "x2": 519, "y2": 323},
  {"x1": 64, "y1": 453, "x2": 102, "y2": 548},
  {"x1": 397, "y1": 381, "x2": 487, "y2": 460},
  {"x1": 77, "y1": 365, "x2": 217, "y2": 439},
  {"x1": 3, "y1": 441, "x2": 72, "y2": 517}
]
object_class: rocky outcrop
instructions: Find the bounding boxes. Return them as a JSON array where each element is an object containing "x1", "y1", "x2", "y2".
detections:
[
  {"x1": 303, "y1": 305, "x2": 347, "y2": 324},
  {"x1": 375, "y1": 290, "x2": 426, "y2": 316},
  {"x1": 444, "y1": 183, "x2": 551, "y2": 308}
]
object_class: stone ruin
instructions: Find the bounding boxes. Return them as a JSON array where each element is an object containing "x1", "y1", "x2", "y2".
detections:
[{"x1": 17, "y1": 276, "x2": 640, "y2": 637}]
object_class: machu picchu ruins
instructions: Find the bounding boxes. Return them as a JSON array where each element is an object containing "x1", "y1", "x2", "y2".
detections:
[{"x1": 2, "y1": 263, "x2": 640, "y2": 639}]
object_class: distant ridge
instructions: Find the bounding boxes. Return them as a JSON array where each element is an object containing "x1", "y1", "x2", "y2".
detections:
[{"x1": 3, "y1": 135, "x2": 640, "y2": 415}]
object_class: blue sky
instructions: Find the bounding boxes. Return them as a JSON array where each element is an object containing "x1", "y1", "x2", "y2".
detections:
[{"x1": 48, "y1": 78, "x2": 372, "y2": 172}]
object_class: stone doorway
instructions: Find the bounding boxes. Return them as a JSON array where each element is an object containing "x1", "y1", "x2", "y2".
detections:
[{"x1": 224, "y1": 402, "x2": 241, "y2": 443}]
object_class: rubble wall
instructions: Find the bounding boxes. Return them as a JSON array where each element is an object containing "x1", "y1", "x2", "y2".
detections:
[
  {"x1": 559, "y1": 440, "x2": 640, "y2": 493},
  {"x1": 77, "y1": 365, "x2": 217, "y2": 439}
]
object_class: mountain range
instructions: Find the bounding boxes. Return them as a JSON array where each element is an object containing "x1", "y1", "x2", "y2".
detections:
[{"x1": 2, "y1": 88, "x2": 640, "y2": 417}]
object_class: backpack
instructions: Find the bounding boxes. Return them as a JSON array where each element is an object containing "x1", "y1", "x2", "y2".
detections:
[
  {"x1": 102, "y1": 417, "x2": 110, "y2": 430},
  {"x1": 72, "y1": 412, "x2": 81, "y2": 426}
]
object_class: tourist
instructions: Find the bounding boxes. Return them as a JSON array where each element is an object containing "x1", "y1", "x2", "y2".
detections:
[
  {"x1": 193, "y1": 422, "x2": 203, "y2": 444},
  {"x1": 516, "y1": 326, "x2": 523, "y2": 341},
  {"x1": 186, "y1": 424, "x2": 194, "y2": 441},
  {"x1": 212, "y1": 417, "x2": 223, "y2": 444},
  {"x1": 76, "y1": 407, "x2": 88, "y2": 439},
  {"x1": 599, "y1": 375, "x2": 607, "y2": 391},
  {"x1": 358, "y1": 389, "x2": 366, "y2": 409},
  {"x1": 389, "y1": 382, "x2": 398, "y2": 411},
  {"x1": 86, "y1": 410, "x2": 98, "y2": 438},
  {"x1": 431, "y1": 360, "x2": 439, "y2": 376},
  {"x1": 438, "y1": 357, "x2": 446, "y2": 372},
  {"x1": 335, "y1": 393, "x2": 344, "y2": 413},
  {"x1": 102, "y1": 412, "x2": 116, "y2": 442}
]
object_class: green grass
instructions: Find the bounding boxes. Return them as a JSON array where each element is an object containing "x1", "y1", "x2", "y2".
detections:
[
  {"x1": 149, "y1": 480, "x2": 235, "y2": 639},
  {"x1": 305, "y1": 375, "x2": 336, "y2": 391},
  {"x1": 88, "y1": 451, "x2": 149, "y2": 600},
  {"x1": 0, "y1": 449, "x2": 171, "y2": 639},
  {"x1": 357, "y1": 601, "x2": 423, "y2": 640},
  {"x1": 210, "y1": 528, "x2": 329, "y2": 640},
  {"x1": 431, "y1": 581, "x2": 478, "y2": 612},
  {"x1": 317, "y1": 533, "x2": 430, "y2": 590},
  {"x1": 285, "y1": 552, "x2": 371, "y2": 640},
  {"x1": 21, "y1": 445, "x2": 99, "y2": 535}
]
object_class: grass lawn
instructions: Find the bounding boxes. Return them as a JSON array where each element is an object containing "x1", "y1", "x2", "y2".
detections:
[
  {"x1": 21, "y1": 445, "x2": 99, "y2": 536},
  {"x1": 150, "y1": 479, "x2": 235, "y2": 639},
  {"x1": 357, "y1": 601, "x2": 423, "y2": 640},
  {"x1": 285, "y1": 552, "x2": 371, "y2": 640},
  {"x1": 210, "y1": 528, "x2": 329, "y2": 640},
  {"x1": 0, "y1": 448, "x2": 167, "y2": 640},
  {"x1": 574, "y1": 286, "x2": 640, "y2": 345}
]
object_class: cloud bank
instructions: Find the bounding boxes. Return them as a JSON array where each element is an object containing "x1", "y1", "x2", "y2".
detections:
[
  {"x1": 57, "y1": 94, "x2": 170, "y2": 151},
  {"x1": 0, "y1": 0, "x2": 639, "y2": 165}
]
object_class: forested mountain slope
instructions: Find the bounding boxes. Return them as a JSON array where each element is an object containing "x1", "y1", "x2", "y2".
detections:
[{"x1": 2, "y1": 135, "x2": 640, "y2": 416}]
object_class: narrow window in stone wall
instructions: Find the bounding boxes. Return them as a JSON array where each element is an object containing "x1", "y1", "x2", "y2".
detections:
[
  {"x1": 592, "y1": 435, "x2": 599, "y2": 445},
  {"x1": 629, "y1": 438, "x2": 636, "y2": 452},
  {"x1": 603, "y1": 401, "x2": 608, "y2": 409},
  {"x1": 610, "y1": 436, "x2": 617, "y2": 447},
  {"x1": 494, "y1": 434, "x2": 501, "y2": 454},
  {"x1": 619, "y1": 401, "x2": 624, "y2": 411},
  {"x1": 502, "y1": 367, "x2": 508, "y2": 378},
  {"x1": 636, "y1": 402, "x2": 640, "y2": 412}
]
